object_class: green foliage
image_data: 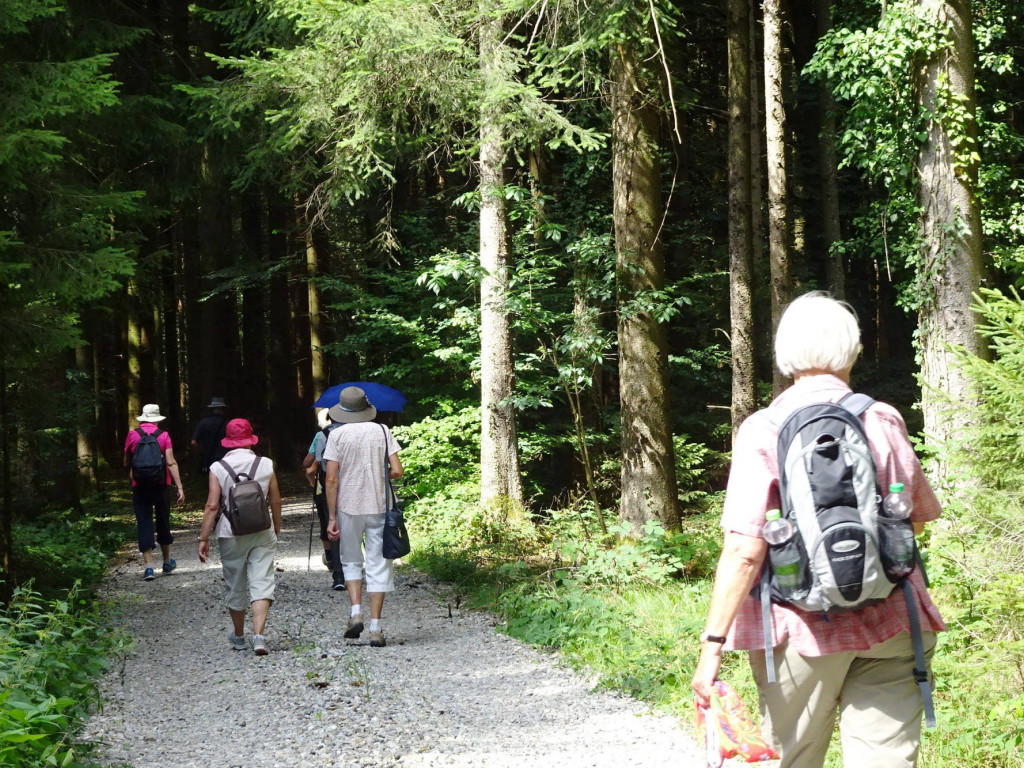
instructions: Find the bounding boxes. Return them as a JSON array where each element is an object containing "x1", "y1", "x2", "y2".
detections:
[
  {"x1": 11, "y1": 509, "x2": 129, "y2": 598},
  {"x1": 199, "y1": 0, "x2": 599, "y2": 207},
  {"x1": 0, "y1": 0, "x2": 139, "y2": 367},
  {"x1": 0, "y1": 584, "x2": 126, "y2": 768},
  {"x1": 922, "y1": 288, "x2": 1024, "y2": 767}
]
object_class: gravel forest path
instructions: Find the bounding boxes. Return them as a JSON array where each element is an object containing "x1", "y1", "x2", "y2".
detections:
[{"x1": 82, "y1": 497, "x2": 706, "y2": 768}]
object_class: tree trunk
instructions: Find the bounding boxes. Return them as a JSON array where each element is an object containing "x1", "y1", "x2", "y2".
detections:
[
  {"x1": 302, "y1": 210, "x2": 328, "y2": 398},
  {"x1": 126, "y1": 279, "x2": 144, "y2": 428},
  {"x1": 729, "y1": 0, "x2": 757, "y2": 442},
  {"x1": 75, "y1": 341, "x2": 98, "y2": 489},
  {"x1": 241, "y1": 196, "x2": 268, "y2": 418},
  {"x1": 915, "y1": 0, "x2": 984, "y2": 467},
  {"x1": 478, "y1": 3, "x2": 525, "y2": 512},
  {"x1": 817, "y1": 0, "x2": 844, "y2": 298},
  {"x1": 268, "y1": 196, "x2": 296, "y2": 466},
  {"x1": 610, "y1": 42, "x2": 680, "y2": 533},
  {"x1": 0, "y1": 361, "x2": 13, "y2": 600},
  {"x1": 764, "y1": 0, "x2": 793, "y2": 393}
]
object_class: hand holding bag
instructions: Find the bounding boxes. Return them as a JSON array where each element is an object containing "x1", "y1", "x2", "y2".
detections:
[{"x1": 380, "y1": 425, "x2": 411, "y2": 560}]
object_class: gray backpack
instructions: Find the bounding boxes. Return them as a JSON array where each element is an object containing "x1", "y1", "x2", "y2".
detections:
[
  {"x1": 759, "y1": 393, "x2": 935, "y2": 727},
  {"x1": 217, "y1": 456, "x2": 271, "y2": 536}
]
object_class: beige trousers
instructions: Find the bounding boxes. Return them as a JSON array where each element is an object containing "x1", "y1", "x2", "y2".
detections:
[{"x1": 748, "y1": 631, "x2": 937, "y2": 768}]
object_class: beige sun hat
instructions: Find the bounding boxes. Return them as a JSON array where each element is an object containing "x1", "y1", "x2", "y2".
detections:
[
  {"x1": 136, "y1": 404, "x2": 166, "y2": 423},
  {"x1": 328, "y1": 387, "x2": 377, "y2": 424}
]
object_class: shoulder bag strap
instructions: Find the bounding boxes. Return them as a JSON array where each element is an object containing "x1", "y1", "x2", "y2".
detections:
[{"x1": 380, "y1": 424, "x2": 395, "y2": 512}]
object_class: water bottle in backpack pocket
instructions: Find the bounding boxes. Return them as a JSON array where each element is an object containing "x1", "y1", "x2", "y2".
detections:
[
  {"x1": 878, "y1": 482, "x2": 916, "y2": 579},
  {"x1": 763, "y1": 509, "x2": 811, "y2": 603}
]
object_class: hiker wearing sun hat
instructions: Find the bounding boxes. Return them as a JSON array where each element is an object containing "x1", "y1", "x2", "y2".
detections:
[
  {"x1": 324, "y1": 387, "x2": 404, "y2": 647},
  {"x1": 123, "y1": 404, "x2": 185, "y2": 581},
  {"x1": 197, "y1": 418, "x2": 283, "y2": 656}
]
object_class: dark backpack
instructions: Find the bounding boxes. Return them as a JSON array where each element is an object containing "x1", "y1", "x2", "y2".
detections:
[
  {"x1": 131, "y1": 428, "x2": 166, "y2": 488},
  {"x1": 217, "y1": 456, "x2": 271, "y2": 536},
  {"x1": 758, "y1": 392, "x2": 935, "y2": 726}
]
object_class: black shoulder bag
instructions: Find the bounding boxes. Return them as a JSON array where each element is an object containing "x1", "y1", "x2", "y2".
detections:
[{"x1": 380, "y1": 425, "x2": 410, "y2": 559}]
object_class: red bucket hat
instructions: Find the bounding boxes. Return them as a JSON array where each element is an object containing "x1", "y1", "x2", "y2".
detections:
[{"x1": 221, "y1": 418, "x2": 259, "y2": 448}]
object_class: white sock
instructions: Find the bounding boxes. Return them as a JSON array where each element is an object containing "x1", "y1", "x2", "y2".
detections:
[
  {"x1": 369, "y1": 619, "x2": 381, "y2": 632},
  {"x1": 350, "y1": 604, "x2": 362, "y2": 618}
]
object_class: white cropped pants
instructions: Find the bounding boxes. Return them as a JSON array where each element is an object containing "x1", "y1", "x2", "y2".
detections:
[{"x1": 339, "y1": 513, "x2": 394, "y2": 592}]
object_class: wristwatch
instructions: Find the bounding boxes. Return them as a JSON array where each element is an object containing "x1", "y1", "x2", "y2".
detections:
[{"x1": 700, "y1": 631, "x2": 727, "y2": 644}]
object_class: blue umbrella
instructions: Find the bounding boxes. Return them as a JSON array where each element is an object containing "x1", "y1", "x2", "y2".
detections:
[{"x1": 313, "y1": 382, "x2": 407, "y2": 412}]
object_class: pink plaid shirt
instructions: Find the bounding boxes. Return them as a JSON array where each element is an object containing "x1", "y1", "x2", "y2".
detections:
[{"x1": 721, "y1": 374, "x2": 946, "y2": 655}]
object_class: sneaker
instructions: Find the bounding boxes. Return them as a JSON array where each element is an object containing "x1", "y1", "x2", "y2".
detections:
[
  {"x1": 228, "y1": 631, "x2": 247, "y2": 651},
  {"x1": 252, "y1": 634, "x2": 268, "y2": 655},
  {"x1": 162, "y1": 559, "x2": 177, "y2": 575},
  {"x1": 344, "y1": 615, "x2": 364, "y2": 639},
  {"x1": 332, "y1": 571, "x2": 345, "y2": 591},
  {"x1": 142, "y1": 567, "x2": 155, "y2": 581},
  {"x1": 368, "y1": 630, "x2": 386, "y2": 648}
]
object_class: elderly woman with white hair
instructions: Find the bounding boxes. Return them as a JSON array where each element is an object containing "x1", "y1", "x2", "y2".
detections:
[{"x1": 691, "y1": 293, "x2": 946, "y2": 768}]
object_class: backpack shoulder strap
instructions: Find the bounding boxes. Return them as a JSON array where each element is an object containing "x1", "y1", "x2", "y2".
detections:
[
  {"x1": 246, "y1": 455, "x2": 262, "y2": 480},
  {"x1": 839, "y1": 392, "x2": 875, "y2": 418},
  {"x1": 136, "y1": 427, "x2": 147, "y2": 438},
  {"x1": 216, "y1": 459, "x2": 240, "y2": 483}
]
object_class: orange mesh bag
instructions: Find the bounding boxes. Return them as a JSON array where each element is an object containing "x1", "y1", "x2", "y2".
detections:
[{"x1": 694, "y1": 680, "x2": 780, "y2": 766}]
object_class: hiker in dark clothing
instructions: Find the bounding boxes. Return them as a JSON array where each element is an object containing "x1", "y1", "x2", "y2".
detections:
[
  {"x1": 191, "y1": 397, "x2": 229, "y2": 473},
  {"x1": 124, "y1": 404, "x2": 185, "y2": 581},
  {"x1": 302, "y1": 409, "x2": 344, "y2": 587}
]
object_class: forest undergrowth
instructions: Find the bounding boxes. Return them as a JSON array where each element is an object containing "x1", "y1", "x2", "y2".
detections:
[{"x1": 397, "y1": 292, "x2": 1024, "y2": 768}]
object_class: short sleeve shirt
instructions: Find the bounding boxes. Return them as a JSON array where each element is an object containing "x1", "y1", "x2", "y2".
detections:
[
  {"x1": 323, "y1": 422, "x2": 401, "y2": 516},
  {"x1": 210, "y1": 449, "x2": 276, "y2": 539},
  {"x1": 124, "y1": 423, "x2": 173, "y2": 487},
  {"x1": 721, "y1": 374, "x2": 946, "y2": 656}
]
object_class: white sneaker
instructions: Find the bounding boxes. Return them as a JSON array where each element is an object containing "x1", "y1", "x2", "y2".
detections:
[
  {"x1": 252, "y1": 634, "x2": 268, "y2": 655},
  {"x1": 228, "y1": 631, "x2": 247, "y2": 651}
]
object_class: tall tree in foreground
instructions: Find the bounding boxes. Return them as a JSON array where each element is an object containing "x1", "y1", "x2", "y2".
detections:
[
  {"x1": 729, "y1": 0, "x2": 756, "y2": 441},
  {"x1": 478, "y1": 0, "x2": 524, "y2": 511},
  {"x1": 817, "y1": 0, "x2": 844, "y2": 298},
  {"x1": 610, "y1": 26, "x2": 679, "y2": 532},
  {"x1": 764, "y1": 0, "x2": 792, "y2": 393},
  {"x1": 915, "y1": 0, "x2": 984, "y2": 465}
]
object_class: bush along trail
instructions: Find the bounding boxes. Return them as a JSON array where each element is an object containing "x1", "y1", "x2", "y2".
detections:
[{"x1": 80, "y1": 497, "x2": 706, "y2": 768}]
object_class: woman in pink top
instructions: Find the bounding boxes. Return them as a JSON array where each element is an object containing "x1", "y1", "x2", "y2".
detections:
[{"x1": 691, "y1": 293, "x2": 945, "y2": 768}]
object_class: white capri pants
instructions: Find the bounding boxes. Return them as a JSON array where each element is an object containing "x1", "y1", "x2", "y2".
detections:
[
  {"x1": 339, "y1": 513, "x2": 394, "y2": 592},
  {"x1": 218, "y1": 528, "x2": 277, "y2": 611}
]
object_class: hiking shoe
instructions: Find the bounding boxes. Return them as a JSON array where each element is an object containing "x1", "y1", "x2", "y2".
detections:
[
  {"x1": 162, "y1": 559, "x2": 177, "y2": 575},
  {"x1": 228, "y1": 631, "x2": 247, "y2": 651},
  {"x1": 368, "y1": 630, "x2": 386, "y2": 648},
  {"x1": 252, "y1": 634, "x2": 268, "y2": 655},
  {"x1": 344, "y1": 615, "x2": 364, "y2": 639},
  {"x1": 332, "y1": 571, "x2": 345, "y2": 591},
  {"x1": 142, "y1": 567, "x2": 155, "y2": 581}
]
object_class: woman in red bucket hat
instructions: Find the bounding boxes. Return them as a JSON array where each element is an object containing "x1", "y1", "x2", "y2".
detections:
[{"x1": 196, "y1": 419, "x2": 283, "y2": 656}]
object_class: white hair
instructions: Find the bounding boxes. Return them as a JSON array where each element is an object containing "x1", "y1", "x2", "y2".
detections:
[{"x1": 774, "y1": 292, "x2": 862, "y2": 377}]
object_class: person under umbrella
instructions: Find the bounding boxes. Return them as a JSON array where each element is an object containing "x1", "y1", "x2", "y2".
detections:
[{"x1": 323, "y1": 387, "x2": 403, "y2": 647}]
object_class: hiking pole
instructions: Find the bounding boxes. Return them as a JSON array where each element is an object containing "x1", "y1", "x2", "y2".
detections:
[{"x1": 307, "y1": 496, "x2": 316, "y2": 571}]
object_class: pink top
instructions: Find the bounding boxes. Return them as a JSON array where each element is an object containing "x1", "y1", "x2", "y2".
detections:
[
  {"x1": 721, "y1": 374, "x2": 946, "y2": 655},
  {"x1": 124, "y1": 422, "x2": 173, "y2": 487}
]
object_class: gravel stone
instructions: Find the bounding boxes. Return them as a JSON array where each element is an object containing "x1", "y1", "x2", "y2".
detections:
[{"x1": 81, "y1": 499, "x2": 710, "y2": 767}]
